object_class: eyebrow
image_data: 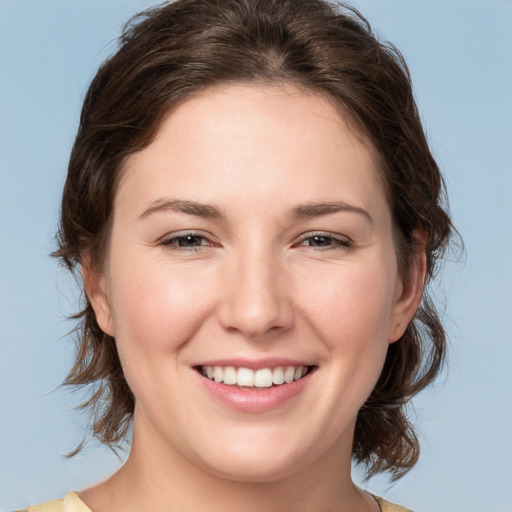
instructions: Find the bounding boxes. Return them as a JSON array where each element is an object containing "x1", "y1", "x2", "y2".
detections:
[
  {"x1": 290, "y1": 201, "x2": 374, "y2": 225},
  {"x1": 139, "y1": 199, "x2": 223, "y2": 219},
  {"x1": 139, "y1": 198, "x2": 373, "y2": 224}
]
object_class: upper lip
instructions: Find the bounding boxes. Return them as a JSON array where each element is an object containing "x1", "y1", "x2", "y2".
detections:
[{"x1": 194, "y1": 357, "x2": 315, "y2": 370}]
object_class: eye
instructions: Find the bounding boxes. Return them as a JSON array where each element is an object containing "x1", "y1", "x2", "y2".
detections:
[
  {"x1": 160, "y1": 232, "x2": 215, "y2": 250},
  {"x1": 295, "y1": 232, "x2": 351, "y2": 250}
]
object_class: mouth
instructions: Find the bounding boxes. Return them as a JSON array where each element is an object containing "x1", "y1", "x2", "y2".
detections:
[{"x1": 196, "y1": 365, "x2": 316, "y2": 390}]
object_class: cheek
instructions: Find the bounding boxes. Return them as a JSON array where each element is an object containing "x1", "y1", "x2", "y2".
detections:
[
  {"x1": 297, "y1": 258, "x2": 397, "y2": 350},
  {"x1": 294, "y1": 257, "x2": 397, "y2": 416},
  {"x1": 107, "y1": 255, "x2": 221, "y2": 365}
]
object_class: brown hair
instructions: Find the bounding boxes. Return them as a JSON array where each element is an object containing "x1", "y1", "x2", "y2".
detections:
[{"x1": 55, "y1": 0, "x2": 455, "y2": 479}]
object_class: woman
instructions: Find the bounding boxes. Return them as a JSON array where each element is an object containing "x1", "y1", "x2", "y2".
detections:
[{"x1": 22, "y1": 0, "x2": 453, "y2": 510}]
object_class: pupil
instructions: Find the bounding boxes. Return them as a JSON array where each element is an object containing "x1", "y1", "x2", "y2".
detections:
[
  {"x1": 179, "y1": 235, "x2": 201, "y2": 247},
  {"x1": 312, "y1": 236, "x2": 330, "y2": 246}
]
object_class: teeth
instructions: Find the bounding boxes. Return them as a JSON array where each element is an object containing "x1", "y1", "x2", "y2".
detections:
[
  {"x1": 272, "y1": 366, "x2": 284, "y2": 385},
  {"x1": 223, "y1": 366, "x2": 237, "y2": 385},
  {"x1": 213, "y1": 366, "x2": 223, "y2": 383},
  {"x1": 254, "y1": 368, "x2": 273, "y2": 388},
  {"x1": 284, "y1": 366, "x2": 295, "y2": 383},
  {"x1": 237, "y1": 367, "x2": 255, "y2": 387},
  {"x1": 202, "y1": 365, "x2": 309, "y2": 388}
]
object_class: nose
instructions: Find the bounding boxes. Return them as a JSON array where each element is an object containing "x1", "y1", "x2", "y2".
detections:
[{"x1": 217, "y1": 248, "x2": 294, "y2": 339}]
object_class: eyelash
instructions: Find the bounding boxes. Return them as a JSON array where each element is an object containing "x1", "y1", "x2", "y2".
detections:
[
  {"x1": 294, "y1": 232, "x2": 351, "y2": 251},
  {"x1": 159, "y1": 232, "x2": 216, "y2": 252},
  {"x1": 159, "y1": 231, "x2": 351, "y2": 252}
]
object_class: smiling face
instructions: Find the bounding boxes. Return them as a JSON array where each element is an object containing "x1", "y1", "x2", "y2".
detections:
[{"x1": 87, "y1": 84, "x2": 422, "y2": 483}]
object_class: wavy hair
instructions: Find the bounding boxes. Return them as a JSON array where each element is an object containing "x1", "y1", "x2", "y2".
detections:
[{"x1": 54, "y1": 0, "x2": 455, "y2": 479}]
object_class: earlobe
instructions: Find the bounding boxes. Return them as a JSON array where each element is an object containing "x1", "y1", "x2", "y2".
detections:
[
  {"x1": 389, "y1": 234, "x2": 427, "y2": 343},
  {"x1": 81, "y1": 258, "x2": 115, "y2": 337}
]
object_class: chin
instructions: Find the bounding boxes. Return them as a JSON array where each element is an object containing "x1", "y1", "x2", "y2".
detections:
[
  {"x1": 200, "y1": 456, "x2": 303, "y2": 484},
  {"x1": 190, "y1": 436, "x2": 311, "y2": 484}
]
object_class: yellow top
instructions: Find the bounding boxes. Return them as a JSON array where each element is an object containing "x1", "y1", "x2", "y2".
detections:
[
  {"x1": 25, "y1": 493, "x2": 91, "y2": 512},
  {"x1": 22, "y1": 492, "x2": 413, "y2": 512}
]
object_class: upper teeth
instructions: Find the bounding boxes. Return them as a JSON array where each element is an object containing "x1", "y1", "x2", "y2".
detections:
[{"x1": 202, "y1": 366, "x2": 308, "y2": 388}]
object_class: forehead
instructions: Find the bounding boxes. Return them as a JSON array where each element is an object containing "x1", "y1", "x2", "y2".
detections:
[{"x1": 118, "y1": 83, "x2": 388, "y2": 221}]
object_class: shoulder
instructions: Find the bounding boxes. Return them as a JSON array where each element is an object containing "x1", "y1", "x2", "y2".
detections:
[
  {"x1": 19, "y1": 492, "x2": 92, "y2": 512},
  {"x1": 19, "y1": 492, "x2": 413, "y2": 512},
  {"x1": 375, "y1": 495, "x2": 415, "y2": 512}
]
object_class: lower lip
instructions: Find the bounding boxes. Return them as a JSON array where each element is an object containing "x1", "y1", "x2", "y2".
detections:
[{"x1": 198, "y1": 372, "x2": 312, "y2": 413}]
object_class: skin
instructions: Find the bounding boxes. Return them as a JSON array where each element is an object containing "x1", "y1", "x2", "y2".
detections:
[{"x1": 82, "y1": 84, "x2": 425, "y2": 512}]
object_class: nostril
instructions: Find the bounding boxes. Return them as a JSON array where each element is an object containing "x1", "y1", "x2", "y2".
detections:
[{"x1": 216, "y1": 261, "x2": 294, "y2": 338}]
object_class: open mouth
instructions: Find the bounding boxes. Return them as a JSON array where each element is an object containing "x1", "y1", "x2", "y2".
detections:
[{"x1": 196, "y1": 365, "x2": 316, "y2": 390}]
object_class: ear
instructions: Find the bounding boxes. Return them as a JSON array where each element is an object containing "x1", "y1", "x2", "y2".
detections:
[
  {"x1": 81, "y1": 257, "x2": 115, "y2": 337},
  {"x1": 388, "y1": 231, "x2": 427, "y2": 343}
]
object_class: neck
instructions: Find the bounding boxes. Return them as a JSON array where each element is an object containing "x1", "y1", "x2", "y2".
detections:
[{"x1": 80, "y1": 413, "x2": 374, "y2": 512}]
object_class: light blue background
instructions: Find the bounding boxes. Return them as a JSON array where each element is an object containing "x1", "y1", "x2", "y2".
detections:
[{"x1": 1, "y1": 1, "x2": 511, "y2": 511}]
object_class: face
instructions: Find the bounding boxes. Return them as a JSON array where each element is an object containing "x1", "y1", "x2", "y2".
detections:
[{"x1": 88, "y1": 84, "x2": 423, "y2": 482}]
